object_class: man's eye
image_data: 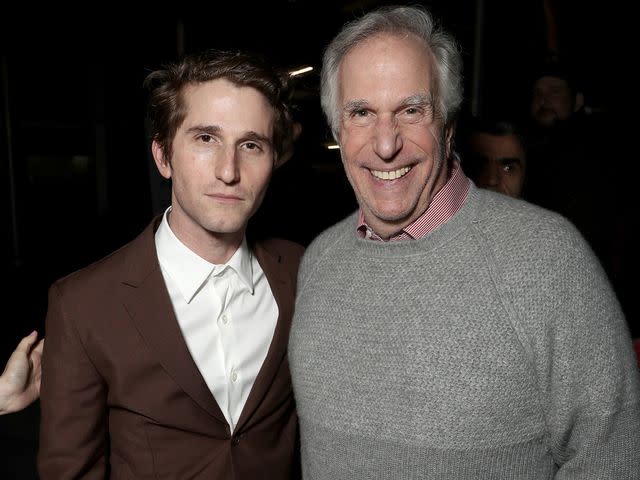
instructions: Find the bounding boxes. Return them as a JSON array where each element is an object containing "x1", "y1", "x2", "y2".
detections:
[
  {"x1": 199, "y1": 134, "x2": 213, "y2": 143},
  {"x1": 401, "y1": 107, "x2": 422, "y2": 119},
  {"x1": 501, "y1": 159, "x2": 519, "y2": 173},
  {"x1": 400, "y1": 105, "x2": 431, "y2": 123},
  {"x1": 243, "y1": 142, "x2": 261, "y2": 151},
  {"x1": 346, "y1": 108, "x2": 375, "y2": 126}
]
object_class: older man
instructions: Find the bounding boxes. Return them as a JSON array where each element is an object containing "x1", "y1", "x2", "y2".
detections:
[{"x1": 289, "y1": 5, "x2": 640, "y2": 479}]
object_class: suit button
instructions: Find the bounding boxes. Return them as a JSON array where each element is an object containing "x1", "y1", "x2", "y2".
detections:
[{"x1": 231, "y1": 435, "x2": 241, "y2": 446}]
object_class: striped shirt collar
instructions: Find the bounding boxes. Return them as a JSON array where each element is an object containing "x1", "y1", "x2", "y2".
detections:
[{"x1": 357, "y1": 159, "x2": 470, "y2": 241}]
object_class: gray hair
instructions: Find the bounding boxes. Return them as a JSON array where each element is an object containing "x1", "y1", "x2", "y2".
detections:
[{"x1": 320, "y1": 5, "x2": 464, "y2": 139}]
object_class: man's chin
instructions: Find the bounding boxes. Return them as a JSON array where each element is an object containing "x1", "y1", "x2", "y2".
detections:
[{"x1": 535, "y1": 111, "x2": 558, "y2": 128}]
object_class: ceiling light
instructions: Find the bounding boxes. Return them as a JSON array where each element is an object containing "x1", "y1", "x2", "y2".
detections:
[{"x1": 289, "y1": 66, "x2": 314, "y2": 77}]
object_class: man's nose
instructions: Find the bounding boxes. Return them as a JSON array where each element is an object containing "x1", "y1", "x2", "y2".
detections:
[
  {"x1": 372, "y1": 114, "x2": 403, "y2": 160},
  {"x1": 215, "y1": 147, "x2": 240, "y2": 184}
]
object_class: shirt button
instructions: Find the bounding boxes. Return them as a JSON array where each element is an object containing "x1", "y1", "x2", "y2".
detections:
[
  {"x1": 221, "y1": 313, "x2": 228, "y2": 324},
  {"x1": 231, "y1": 370, "x2": 238, "y2": 382}
]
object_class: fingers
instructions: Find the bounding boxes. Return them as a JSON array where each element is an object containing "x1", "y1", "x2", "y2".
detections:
[
  {"x1": 32, "y1": 338, "x2": 44, "y2": 357},
  {"x1": 30, "y1": 339, "x2": 44, "y2": 369},
  {"x1": 15, "y1": 331, "x2": 39, "y2": 354},
  {"x1": 29, "y1": 339, "x2": 44, "y2": 398},
  {"x1": 0, "y1": 332, "x2": 44, "y2": 414}
]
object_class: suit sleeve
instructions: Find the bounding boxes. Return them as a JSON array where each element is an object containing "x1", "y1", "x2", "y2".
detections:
[{"x1": 38, "y1": 283, "x2": 109, "y2": 479}]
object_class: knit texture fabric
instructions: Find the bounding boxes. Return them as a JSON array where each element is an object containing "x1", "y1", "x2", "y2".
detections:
[{"x1": 289, "y1": 185, "x2": 640, "y2": 479}]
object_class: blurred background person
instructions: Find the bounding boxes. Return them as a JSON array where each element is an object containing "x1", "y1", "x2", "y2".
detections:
[
  {"x1": 459, "y1": 116, "x2": 527, "y2": 198},
  {"x1": 524, "y1": 58, "x2": 606, "y2": 228},
  {"x1": 530, "y1": 59, "x2": 584, "y2": 129},
  {"x1": 524, "y1": 57, "x2": 634, "y2": 338}
]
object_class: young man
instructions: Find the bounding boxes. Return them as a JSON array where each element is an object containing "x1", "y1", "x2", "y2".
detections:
[
  {"x1": 38, "y1": 50, "x2": 303, "y2": 479},
  {"x1": 289, "y1": 6, "x2": 640, "y2": 479}
]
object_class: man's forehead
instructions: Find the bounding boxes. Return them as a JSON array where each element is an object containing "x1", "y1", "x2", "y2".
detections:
[{"x1": 535, "y1": 76, "x2": 570, "y2": 88}]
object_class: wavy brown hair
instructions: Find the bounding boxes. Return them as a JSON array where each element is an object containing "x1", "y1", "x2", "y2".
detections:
[{"x1": 144, "y1": 49, "x2": 294, "y2": 165}]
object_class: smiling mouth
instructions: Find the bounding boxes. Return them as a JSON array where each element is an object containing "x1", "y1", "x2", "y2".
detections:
[{"x1": 369, "y1": 166, "x2": 412, "y2": 180}]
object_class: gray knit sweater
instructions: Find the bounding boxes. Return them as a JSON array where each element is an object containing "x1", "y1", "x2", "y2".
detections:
[{"x1": 289, "y1": 185, "x2": 640, "y2": 479}]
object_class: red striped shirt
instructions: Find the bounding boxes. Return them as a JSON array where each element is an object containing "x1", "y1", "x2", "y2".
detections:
[{"x1": 357, "y1": 160, "x2": 470, "y2": 241}]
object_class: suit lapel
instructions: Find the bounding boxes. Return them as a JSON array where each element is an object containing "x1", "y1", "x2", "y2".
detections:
[
  {"x1": 120, "y1": 219, "x2": 227, "y2": 426},
  {"x1": 235, "y1": 241, "x2": 295, "y2": 431}
]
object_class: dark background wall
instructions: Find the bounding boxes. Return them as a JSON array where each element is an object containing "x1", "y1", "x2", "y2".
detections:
[{"x1": 0, "y1": 1, "x2": 630, "y2": 478}]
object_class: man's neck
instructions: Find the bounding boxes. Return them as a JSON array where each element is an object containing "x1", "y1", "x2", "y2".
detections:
[{"x1": 167, "y1": 211, "x2": 244, "y2": 265}]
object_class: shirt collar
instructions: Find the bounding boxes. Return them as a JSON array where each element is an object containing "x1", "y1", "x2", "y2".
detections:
[
  {"x1": 357, "y1": 159, "x2": 470, "y2": 241},
  {"x1": 155, "y1": 208, "x2": 254, "y2": 303}
]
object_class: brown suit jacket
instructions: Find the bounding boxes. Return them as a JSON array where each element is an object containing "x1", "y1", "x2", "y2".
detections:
[{"x1": 38, "y1": 218, "x2": 304, "y2": 479}]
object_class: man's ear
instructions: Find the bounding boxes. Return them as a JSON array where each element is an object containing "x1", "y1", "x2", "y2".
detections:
[
  {"x1": 152, "y1": 139, "x2": 172, "y2": 179},
  {"x1": 574, "y1": 91, "x2": 585, "y2": 112},
  {"x1": 444, "y1": 124, "x2": 454, "y2": 159}
]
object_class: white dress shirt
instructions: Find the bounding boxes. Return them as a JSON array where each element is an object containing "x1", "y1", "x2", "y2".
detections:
[{"x1": 155, "y1": 208, "x2": 278, "y2": 432}]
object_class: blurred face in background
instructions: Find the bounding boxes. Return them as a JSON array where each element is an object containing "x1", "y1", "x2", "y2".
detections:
[
  {"x1": 468, "y1": 132, "x2": 526, "y2": 198},
  {"x1": 531, "y1": 76, "x2": 581, "y2": 128}
]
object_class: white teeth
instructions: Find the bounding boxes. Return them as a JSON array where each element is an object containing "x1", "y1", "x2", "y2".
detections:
[{"x1": 370, "y1": 166, "x2": 411, "y2": 180}]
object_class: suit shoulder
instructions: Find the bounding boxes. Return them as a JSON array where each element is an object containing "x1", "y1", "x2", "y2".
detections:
[
  {"x1": 51, "y1": 240, "x2": 132, "y2": 294},
  {"x1": 255, "y1": 238, "x2": 305, "y2": 291},
  {"x1": 51, "y1": 219, "x2": 157, "y2": 299},
  {"x1": 255, "y1": 238, "x2": 305, "y2": 269}
]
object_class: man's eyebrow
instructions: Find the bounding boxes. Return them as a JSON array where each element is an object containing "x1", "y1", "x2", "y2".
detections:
[
  {"x1": 343, "y1": 99, "x2": 369, "y2": 113},
  {"x1": 401, "y1": 93, "x2": 434, "y2": 107},
  {"x1": 343, "y1": 94, "x2": 434, "y2": 113},
  {"x1": 184, "y1": 125, "x2": 272, "y2": 147},
  {"x1": 241, "y1": 131, "x2": 273, "y2": 147},
  {"x1": 499, "y1": 157, "x2": 523, "y2": 164},
  {"x1": 185, "y1": 124, "x2": 222, "y2": 135}
]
